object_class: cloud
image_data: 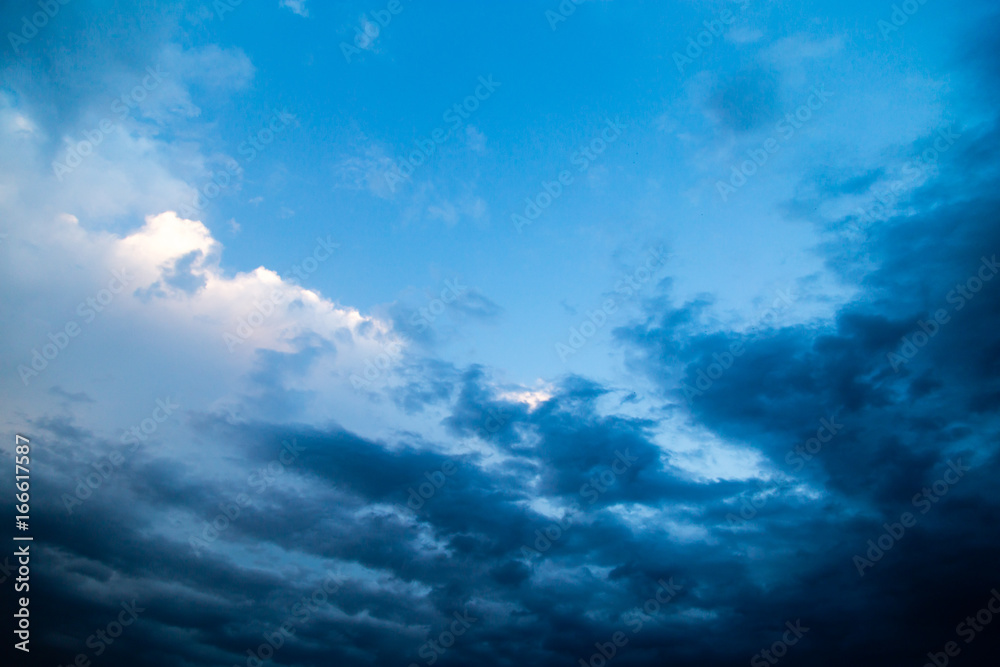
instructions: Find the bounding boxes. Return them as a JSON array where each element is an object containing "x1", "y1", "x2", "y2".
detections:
[
  {"x1": 761, "y1": 35, "x2": 843, "y2": 65},
  {"x1": 426, "y1": 195, "x2": 488, "y2": 226},
  {"x1": 334, "y1": 143, "x2": 399, "y2": 199},
  {"x1": 465, "y1": 125, "x2": 487, "y2": 152},
  {"x1": 611, "y1": 86, "x2": 1000, "y2": 663},
  {"x1": 704, "y1": 67, "x2": 781, "y2": 133},
  {"x1": 5, "y1": 4, "x2": 1000, "y2": 667},
  {"x1": 279, "y1": 0, "x2": 310, "y2": 18},
  {"x1": 10, "y1": 122, "x2": 1000, "y2": 667}
]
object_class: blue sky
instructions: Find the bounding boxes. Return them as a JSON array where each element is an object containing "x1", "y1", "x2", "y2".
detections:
[{"x1": 2, "y1": 0, "x2": 1000, "y2": 665}]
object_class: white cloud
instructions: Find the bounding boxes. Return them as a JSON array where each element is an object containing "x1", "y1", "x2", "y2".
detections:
[
  {"x1": 1, "y1": 205, "x2": 413, "y2": 437},
  {"x1": 726, "y1": 26, "x2": 763, "y2": 45},
  {"x1": 762, "y1": 35, "x2": 843, "y2": 63},
  {"x1": 279, "y1": 0, "x2": 310, "y2": 18},
  {"x1": 465, "y1": 125, "x2": 487, "y2": 152},
  {"x1": 0, "y1": 80, "x2": 428, "y2": 444},
  {"x1": 426, "y1": 195, "x2": 488, "y2": 226},
  {"x1": 334, "y1": 143, "x2": 399, "y2": 199}
]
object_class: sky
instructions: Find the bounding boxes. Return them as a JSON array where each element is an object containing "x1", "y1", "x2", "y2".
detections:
[{"x1": 1, "y1": 0, "x2": 999, "y2": 665}]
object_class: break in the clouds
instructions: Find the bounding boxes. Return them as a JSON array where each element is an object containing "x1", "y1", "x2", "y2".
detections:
[{"x1": 1, "y1": 1, "x2": 1000, "y2": 666}]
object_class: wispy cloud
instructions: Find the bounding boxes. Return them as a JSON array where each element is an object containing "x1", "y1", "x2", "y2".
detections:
[{"x1": 279, "y1": 0, "x2": 309, "y2": 18}]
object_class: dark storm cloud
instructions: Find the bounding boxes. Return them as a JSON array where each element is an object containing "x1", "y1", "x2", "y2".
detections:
[
  {"x1": 612, "y1": 91, "x2": 1000, "y2": 667},
  {"x1": 13, "y1": 363, "x2": 759, "y2": 666}
]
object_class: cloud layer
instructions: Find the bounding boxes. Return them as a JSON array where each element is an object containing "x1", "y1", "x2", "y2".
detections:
[{"x1": 2, "y1": 1, "x2": 1000, "y2": 666}]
